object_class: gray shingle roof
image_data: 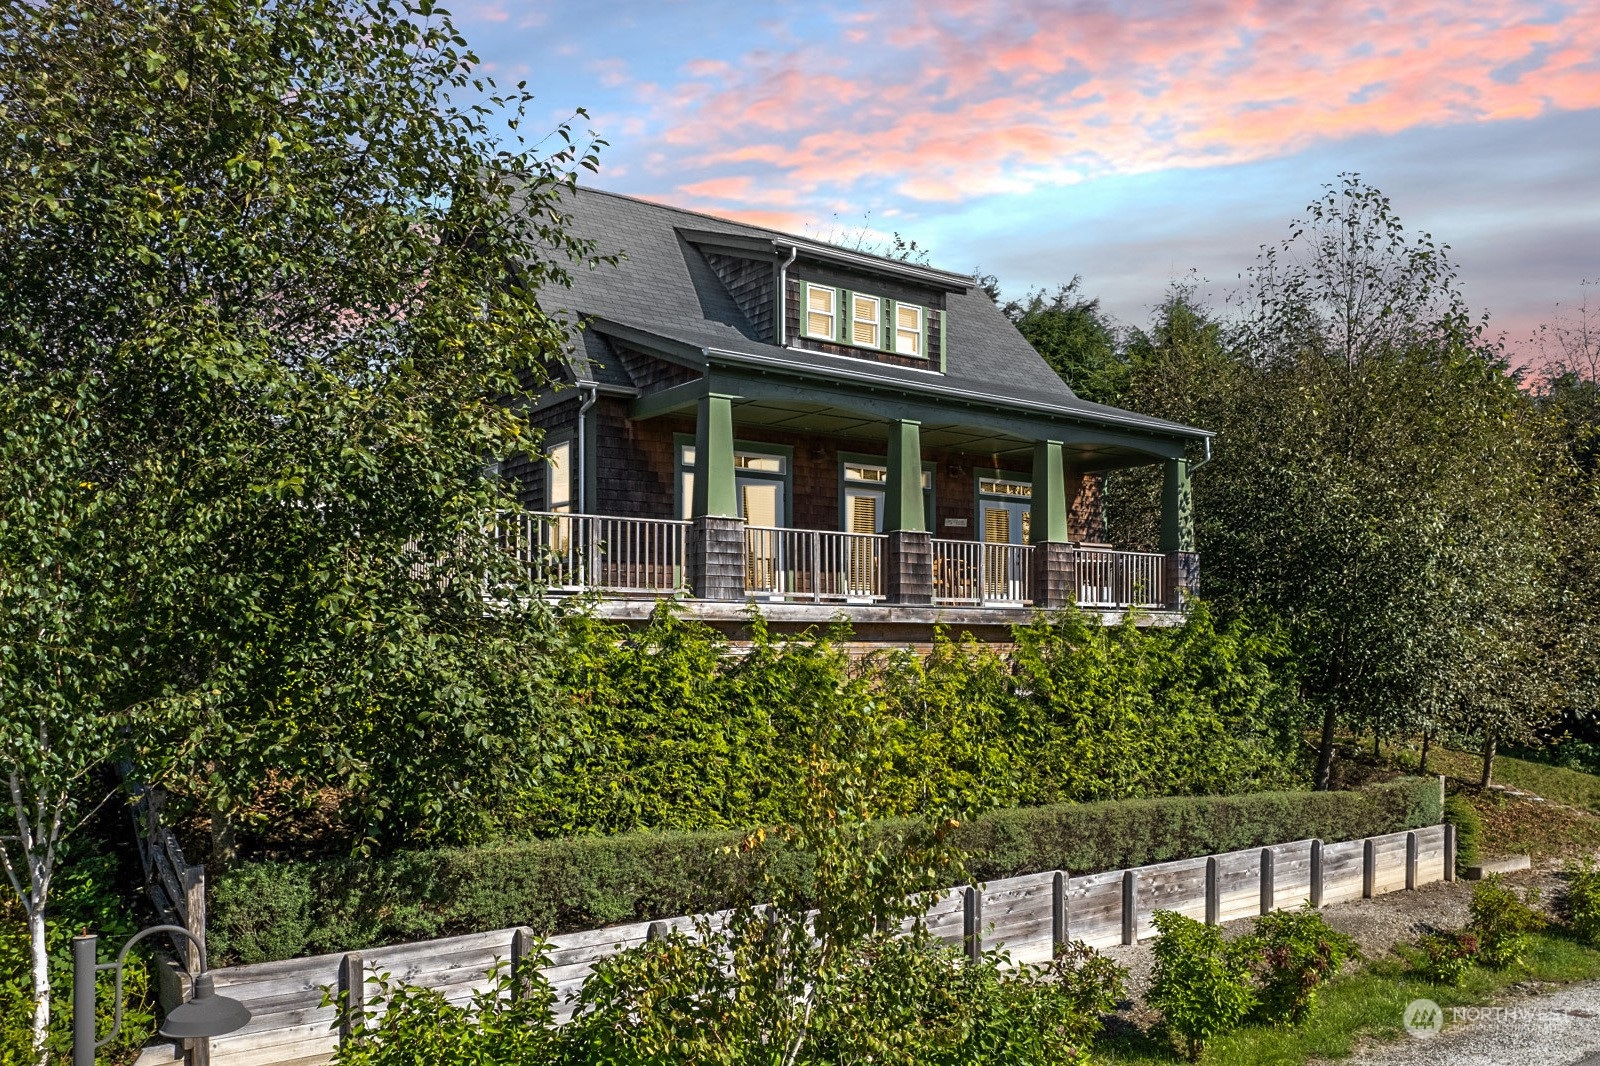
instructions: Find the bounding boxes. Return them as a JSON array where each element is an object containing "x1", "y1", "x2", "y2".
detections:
[{"x1": 534, "y1": 185, "x2": 1208, "y2": 441}]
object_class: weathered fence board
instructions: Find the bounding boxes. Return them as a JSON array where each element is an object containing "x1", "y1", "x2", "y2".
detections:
[{"x1": 200, "y1": 825, "x2": 1446, "y2": 1065}]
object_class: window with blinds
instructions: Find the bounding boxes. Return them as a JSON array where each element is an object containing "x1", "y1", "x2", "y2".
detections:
[
  {"x1": 983, "y1": 506, "x2": 1010, "y2": 544},
  {"x1": 894, "y1": 303, "x2": 924, "y2": 356},
  {"x1": 851, "y1": 294, "x2": 881, "y2": 347},
  {"x1": 847, "y1": 492, "x2": 878, "y2": 535},
  {"x1": 805, "y1": 284, "x2": 836, "y2": 339}
]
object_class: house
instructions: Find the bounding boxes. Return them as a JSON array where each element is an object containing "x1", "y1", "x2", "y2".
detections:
[{"x1": 503, "y1": 187, "x2": 1211, "y2": 640}]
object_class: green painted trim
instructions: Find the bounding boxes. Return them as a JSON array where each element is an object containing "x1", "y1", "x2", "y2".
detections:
[
  {"x1": 703, "y1": 366, "x2": 1190, "y2": 461},
  {"x1": 884, "y1": 419, "x2": 926, "y2": 532},
  {"x1": 800, "y1": 282, "x2": 837, "y2": 342},
  {"x1": 938, "y1": 308, "x2": 948, "y2": 373},
  {"x1": 1160, "y1": 457, "x2": 1195, "y2": 553},
  {"x1": 630, "y1": 378, "x2": 708, "y2": 420},
  {"x1": 1030, "y1": 440, "x2": 1069, "y2": 544},
  {"x1": 837, "y1": 452, "x2": 935, "y2": 532},
  {"x1": 691, "y1": 394, "x2": 738, "y2": 518},
  {"x1": 676, "y1": 431, "x2": 794, "y2": 525},
  {"x1": 837, "y1": 288, "x2": 853, "y2": 345},
  {"x1": 882, "y1": 298, "x2": 896, "y2": 352}
]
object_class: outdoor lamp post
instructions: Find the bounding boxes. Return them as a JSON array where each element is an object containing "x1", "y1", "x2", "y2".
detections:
[{"x1": 72, "y1": 924, "x2": 251, "y2": 1066}]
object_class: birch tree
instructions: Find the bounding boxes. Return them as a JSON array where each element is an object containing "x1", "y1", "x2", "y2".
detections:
[{"x1": 0, "y1": 0, "x2": 600, "y2": 1052}]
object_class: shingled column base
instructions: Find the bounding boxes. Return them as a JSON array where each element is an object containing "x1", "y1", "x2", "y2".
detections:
[
  {"x1": 690, "y1": 516, "x2": 746, "y2": 601},
  {"x1": 885, "y1": 531, "x2": 934, "y2": 605},
  {"x1": 1031, "y1": 541, "x2": 1077, "y2": 609},
  {"x1": 1164, "y1": 551, "x2": 1199, "y2": 611}
]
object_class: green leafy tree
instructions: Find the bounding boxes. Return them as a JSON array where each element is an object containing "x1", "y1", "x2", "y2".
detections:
[
  {"x1": 1147, "y1": 910, "x2": 1257, "y2": 1061},
  {"x1": 1114, "y1": 177, "x2": 1551, "y2": 789},
  {"x1": 1001, "y1": 277, "x2": 1126, "y2": 404},
  {"x1": 0, "y1": 0, "x2": 602, "y2": 1047}
]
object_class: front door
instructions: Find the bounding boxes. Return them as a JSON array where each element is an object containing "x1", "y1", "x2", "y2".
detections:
[{"x1": 978, "y1": 477, "x2": 1031, "y2": 601}]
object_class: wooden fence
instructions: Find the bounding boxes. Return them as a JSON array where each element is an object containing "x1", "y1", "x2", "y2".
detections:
[{"x1": 196, "y1": 823, "x2": 1454, "y2": 1066}]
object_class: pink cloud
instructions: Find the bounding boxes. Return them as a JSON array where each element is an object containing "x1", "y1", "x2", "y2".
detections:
[{"x1": 634, "y1": 0, "x2": 1600, "y2": 206}]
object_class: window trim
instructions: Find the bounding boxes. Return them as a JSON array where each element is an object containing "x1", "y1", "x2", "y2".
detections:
[
  {"x1": 838, "y1": 451, "x2": 936, "y2": 532},
  {"x1": 802, "y1": 282, "x2": 837, "y2": 340},
  {"x1": 894, "y1": 302, "x2": 926, "y2": 358},
  {"x1": 674, "y1": 433, "x2": 794, "y2": 523},
  {"x1": 849, "y1": 293, "x2": 882, "y2": 348},
  {"x1": 545, "y1": 435, "x2": 574, "y2": 514}
]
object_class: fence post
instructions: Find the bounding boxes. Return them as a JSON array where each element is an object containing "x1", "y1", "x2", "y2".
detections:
[
  {"x1": 338, "y1": 952, "x2": 365, "y2": 1042},
  {"x1": 647, "y1": 921, "x2": 669, "y2": 942},
  {"x1": 1362, "y1": 839, "x2": 1376, "y2": 899},
  {"x1": 1444, "y1": 823, "x2": 1457, "y2": 882},
  {"x1": 1259, "y1": 848, "x2": 1275, "y2": 915},
  {"x1": 1051, "y1": 871, "x2": 1069, "y2": 955},
  {"x1": 1121, "y1": 870, "x2": 1136, "y2": 945},
  {"x1": 182, "y1": 864, "x2": 206, "y2": 975},
  {"x1": 963, "y1": 887, "x2": 983, "y2": 963},
  {"x1": 1204, "y1": 857, "x2": 1219, "y2": 925},
  {"x1": 511, "y1": 927, "x2": 535, "y2": 1000},
  {"x1": 1310, "y1": 840, "x2": 1324, "y2": 909},
  {"x1": 1406, "y1": 831, "x2": 1419, "y2": 891}
]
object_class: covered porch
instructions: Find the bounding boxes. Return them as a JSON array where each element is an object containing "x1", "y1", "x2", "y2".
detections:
[{"x1": 509, "y1": 354, "x2": 1203, "y2": 616}]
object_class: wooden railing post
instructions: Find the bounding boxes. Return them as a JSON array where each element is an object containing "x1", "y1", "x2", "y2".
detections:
[
  {"x1": 1259, "y1": 848, "x2": 1275, "y2": 915},
  {"x1": 1406, "y1": 831, "x2": 1419, "y2": 891},
  {"x1": 1362, "y1": 839, "x2": 1376, "y2": 899},
  {"x1": 1051, "y1": 871, "x2": 1069, "y2": 954},
  {"x1": 1205, "y1": 857, "x2": 1219, "y2": 925},
  {"x1": 1121, "y1": 870, "x2": 1136, "y2": 945},
  {"x1": 963, "y1": 887, "x2": 982, "y2": 963},
  {"x1": 338, "y1": 952, "x2": 365, "y2": 1041},
  {"x1": 1310, "y1": 840, "x2": 1324, "y2": 909},
  {"x1": 511, "y1": 927, "x2": 534, "y2": 1000}
]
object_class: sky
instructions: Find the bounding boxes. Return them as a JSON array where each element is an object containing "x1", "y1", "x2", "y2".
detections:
[{"x1": 455, "y1": 0, "x2": 1600, "y2": 357}]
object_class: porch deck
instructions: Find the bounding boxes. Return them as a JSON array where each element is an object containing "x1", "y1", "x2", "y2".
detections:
[{"x1": 504, "y1": 512, "x2": 1177, "y2": 612}]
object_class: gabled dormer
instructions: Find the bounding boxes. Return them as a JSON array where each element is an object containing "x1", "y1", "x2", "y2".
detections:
[{"x1": 678, "y1": 226, "x2": 970, "y2": 374}]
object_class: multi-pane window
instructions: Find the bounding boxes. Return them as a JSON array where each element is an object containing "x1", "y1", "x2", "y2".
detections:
[
  {"x1": 894, "y1": 303, "x2": 924, "y2": 356},
  {"x1": 805, "y1": 284, "x2": 836, "y2": 339},
  {"x1": 851, "y1": 294, "x2": 881, "y2": 347},
  {"x1": 547, "y1": 440, "x2": 572, "y2": 513}
]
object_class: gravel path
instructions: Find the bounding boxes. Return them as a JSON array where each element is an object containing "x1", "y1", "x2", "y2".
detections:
[{"x1": 1342, "y1": 980, "x2": 1600, "y2": 1065}]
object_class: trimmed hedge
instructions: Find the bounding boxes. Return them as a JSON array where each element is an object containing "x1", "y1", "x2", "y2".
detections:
[{"x1": 209, "y1": 777, "x2": 1441, "y2": 965}]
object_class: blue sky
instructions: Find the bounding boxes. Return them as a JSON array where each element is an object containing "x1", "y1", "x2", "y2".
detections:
[{"x1": 456, "y1": 0, "x2": 1600, "y2": 356}]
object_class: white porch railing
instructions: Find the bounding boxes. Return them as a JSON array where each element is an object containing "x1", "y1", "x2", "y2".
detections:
[
  {"x1": 932, "y1": 539, "x2": 1034, "y2": 605},
  {"x1": 1077, "y1": 547, "x2": 1167, "y2": 609},
  {"x1": 505, "y1": 512, "x2": 689, "y2": 594},
  {"x1": 744, "y1": 526, "x2": 886, "y2": 602}
]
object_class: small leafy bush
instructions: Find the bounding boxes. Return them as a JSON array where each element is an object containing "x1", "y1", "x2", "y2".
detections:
[
  {"x1": 1249, "y1": 906, "x2": 1359, "y2": 1025},
  {"x1": 1416, "y1": 930, "x2": 1479, "y2": 985},
  {"x1": 1563, "y1": 859, "x2": 1600, "y2": 946},
  {"x1": 1468, "y1": 875, "x2": 1545, "y2": 969},
  {"x1": 1444, "y1": 794, "x2": 1482, "y2": 872},
  {"x1": 1148, "y1": 910, "x2": 1257, "y2": 1061}
]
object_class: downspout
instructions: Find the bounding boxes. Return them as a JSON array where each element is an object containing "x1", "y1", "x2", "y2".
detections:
[
  {"x1": 575, "y1": 381, "x2": 597, "y2": 514},
  {"x1": 775, "y1": 244, "x2": 799, "y2": 346},
  {"x1": 1189, "y1": 435, "x2": 1213, "y2": 473}
]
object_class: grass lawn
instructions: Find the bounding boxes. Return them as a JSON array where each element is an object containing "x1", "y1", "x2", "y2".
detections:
[{"x1": 1095, "y1": 931, "x2": 1600, "y2": 1064}]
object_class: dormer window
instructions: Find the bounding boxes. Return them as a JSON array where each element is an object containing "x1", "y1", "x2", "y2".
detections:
[
  {"x1": 851, "y1": 294, "x2": 881, "y2": 347},
  {"x1": 894, "y1": 303, "x2": 924, "y2": 357},
  {"x1": 805, "y1": 284, "x2": 836, "y2": 339}
]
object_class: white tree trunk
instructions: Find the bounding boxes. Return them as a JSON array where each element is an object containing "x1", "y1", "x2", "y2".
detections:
[{"x1": 28, "y1": 899, "x2": 48, "y2": 1062}]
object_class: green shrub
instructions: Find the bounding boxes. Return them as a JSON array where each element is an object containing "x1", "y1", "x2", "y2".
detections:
[
  {"x1": 1147, "y1": 911, "x2": 1257, "y2": 1061},
  {"x1": 210, "y1": 777, "x2": 1442, "y2": 964},
  {"x1": 1444, "y1": 794, "x2": 1481, "y2": 872},
  {"x1": 1415, "y1": 931, "x2": 1478, "y2": 985},
  {"x1": 1563, "y1": 860, "x2": 1600, "y2": 945},
  {"x1": 1249, "y1": 906, "x2": 1359, "y2": 1025},
  {"x1": 1468, "y1": 875, "x2": 1545, "y2": 969}
]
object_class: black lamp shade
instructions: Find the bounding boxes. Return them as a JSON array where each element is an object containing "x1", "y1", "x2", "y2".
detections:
[{"x1": 160, "y1": 973, "x2": 252, "y2": 1039}]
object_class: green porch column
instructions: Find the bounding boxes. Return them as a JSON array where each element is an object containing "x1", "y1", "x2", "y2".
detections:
[
  {"x1": 1029, "y1": 440, "x2": 1069, "y2": 544},
  {"x1": 691, "y1": 393, "x2": 738, "y2": 519},
  {"x1": 1160, "y1": 457, "x2": 1195, "y2": 553},
  {"x1": 884, "y1": 419, "x2": 926, "y2": 532}
]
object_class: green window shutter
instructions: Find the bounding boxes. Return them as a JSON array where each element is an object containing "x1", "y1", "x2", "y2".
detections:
[
  {"x1": 882, "y1": 298, "x2": 896, "y2": 351},
  {"x1": 837, "y1": 289, "x2": 852, "y2": 344},
  {"x1": 938, "y1": 309, "x2": 948, "y2": 371}
]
